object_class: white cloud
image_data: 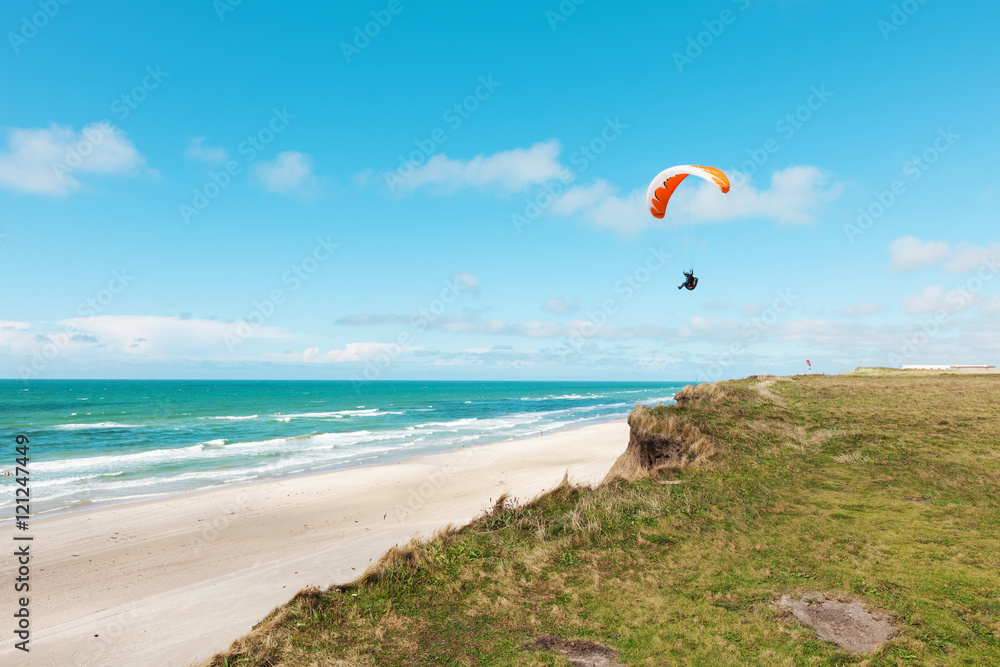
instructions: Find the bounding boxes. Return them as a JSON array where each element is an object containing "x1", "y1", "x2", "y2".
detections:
[
  {"x1": 978, "y1": 296, "x2": 1000, "y2": 317},
  {"x1": 303, "y1": 343, "x2": 418, "y2": 363},
  {"x1": 58, "y1": 315, "x2": 291, "y2": 357},
  {"x1": 514, "y1": 320, "x2": 565, "y2": 338},
  {"x1": 450, "y1": 272, "x2": 481, "y2": 294},
  {"x1": 902, "y1": 285, "x2": 976, "y2": 315},
  {"x1": 335, "y1": 314, "x2": 409, "y2": 326},
  {"x1": 549, "y1": 180, "x2": 616, "y2": 215},
  {"x1": 775, "y1": 317, "x2": 894, "y2": 347},
  {"x1": 254, "y1": 151, "x2": 318, "y2": 196},
  {"x1": 886, "y1": 237, "x2": 1000, "y2": 274},
  {"x1": 888, "y1": 236, "x2": 950, "y2": 272},
  {"x1": 543, "y1": 296, "x2": 580, "y2": 314},
  {"x1": 352, "y1": 168, "x2": 374, "y2": 187},
  {"x1": 703, "y1": 301, "x2": 731, "y2": 311},
  {"x1": 676, "y1": 316, "x2": 741, "y2": 340},
  {"x1": 185, "y1": 136, "x2": 228, "y2": 163},
  {"x1": 441, "y1": 316, "x2": 509, "y2": 335},
  {"x1": 556, "y1": 186, "x2": 648, "y2": 236},
  {"x1": 1, "y1": 316, "x2": 305, "y2": 375},
  {"x1": 842, "y1": 301, "x2": 886, "y2": 317},
  {"x1": 395, "y1": 140, "x2": 569, "y2": 193},
  {"x1": 334, "y1": 310, "x2": 670, "y2": 340},
  {"x1": 945, "y1": 243, "x2": 1000, "y2": 273},
  {"x1": 0, "y1": 321, "x2": 33, "y2": 352},
  {"x1": 550, "y1": 166, "x2": 842, "y2": 237},
  {"x1": 0, "y1": 123, "x2": 145, "y2": 196},
  {"x1": 678, "y1": 166, "x2": 841, "y2": 225},
  {"x1": 9, "y1": 307, "x2": 1000, "y2": 375},
  {"x1": 565, "y1": 321, "x2": 671, "y2": 340}
]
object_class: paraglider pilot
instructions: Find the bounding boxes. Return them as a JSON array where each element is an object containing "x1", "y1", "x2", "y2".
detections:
[{"x1": 678, "y1": 271, "x2": 698, "y2": 291}]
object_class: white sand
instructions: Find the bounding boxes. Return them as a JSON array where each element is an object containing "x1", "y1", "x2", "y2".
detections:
[{"x1": 0, "y1": 419, "x2": 628, "y2": 667}]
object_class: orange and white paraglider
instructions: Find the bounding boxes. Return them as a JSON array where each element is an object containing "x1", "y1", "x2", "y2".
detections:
[
  {"x1": 646, "y1": 165, "x2": 730, "y2": 220},
  {"x1": 646, "y1": 165, "x2": 730, "y2": 291}
]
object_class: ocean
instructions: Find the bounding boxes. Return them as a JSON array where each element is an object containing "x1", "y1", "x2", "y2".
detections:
[{"x1": 0, "y1": 380, "x2": 687, "y2": 516}]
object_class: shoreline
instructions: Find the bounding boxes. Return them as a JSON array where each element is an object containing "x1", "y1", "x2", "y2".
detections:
[
  {"x1": 0, "y1": 418, "x2": 630, "y2": 667},
  {"x1": 3, "y1": 415, "x2": 626, "y2": 526}
]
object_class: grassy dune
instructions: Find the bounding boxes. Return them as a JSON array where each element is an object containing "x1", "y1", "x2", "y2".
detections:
[{"x1": 206, "y1": 373, "x2": 1000, "y2": 666}]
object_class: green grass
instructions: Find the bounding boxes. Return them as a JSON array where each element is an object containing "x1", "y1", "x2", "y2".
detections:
[{"x1": 204, "y1": 374, "x2": 1000, "y2": 666}]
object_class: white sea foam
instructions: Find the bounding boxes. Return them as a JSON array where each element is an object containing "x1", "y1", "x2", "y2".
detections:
[
  {"x1": 77, "y1": 492, "x2": 163, "y2": 505},
  {"x1": 30, "y1": 474, "x2": 103, "y2": 488},
  {"x1": 643, "y1": 395, "x2": 679, "y2": 404},
  {"x1": 305, "y1": 431, "x2": 398, "y2": 449},
  {"x1": 54, "y1": 422, "x2": 143, "y2": 430},
  {"x1": 520, "y1": 393, "x2": 602, "y2": 401},
  {"x1": 269, "y1": 408, "x2": 391, "y2": 420},
  {"x1": 220, "y1": 436, "x2": 294, "y2": 452},
  {"x1": 272, "y1": 411, "x2": 343, "y2": 419},
  {"x1": 203, "y1": 415, "x2": 258, "y2": 421},
  {"x1": 33, "y1": 444, "x2": 207, "y2": 474}
]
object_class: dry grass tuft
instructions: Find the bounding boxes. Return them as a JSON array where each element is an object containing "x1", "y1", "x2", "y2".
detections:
[
  {"x1": 745, "y1": 421, "x2": 837, "y2": 453},
  {"x1": 749, "y1": 376, "x2": 790, "y2": 406},
  {"x1": 800, "y1": 428, "x2": 837, "y2": 447},
  {"x1": 490, "y1": 492, "x2": 513, "y2": 515},
  {"x1": 361, "y1": 537, "x2": 434, "y2": 585},
  {"x1": 674, "y1": 381, "x2": 729, "y2": 405},
  {"x1": 203, "y1": 587, "x2": 323, "y2": 667},
  {"x1": 833, "y1": 451, "x2": 871, "y2": 465}
]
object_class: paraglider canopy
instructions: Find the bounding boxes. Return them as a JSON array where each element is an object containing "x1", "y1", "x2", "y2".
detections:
[{"x1": 646, "y1": 165, "x2": 730, "y2": 219}]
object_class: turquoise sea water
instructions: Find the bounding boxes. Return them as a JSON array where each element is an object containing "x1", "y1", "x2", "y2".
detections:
[{"x1": 0, "y1": 380, "x2": 687, "y2": 515}]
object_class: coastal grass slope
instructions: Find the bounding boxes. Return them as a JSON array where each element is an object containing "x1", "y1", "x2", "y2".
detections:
[{"x1": 204, "y1": 373, "x2": 1000, "y2": 665}]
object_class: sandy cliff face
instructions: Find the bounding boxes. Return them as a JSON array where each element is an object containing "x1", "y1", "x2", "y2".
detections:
[
  {"x1": 603, "y1": 407, "x2": 713, "y2": 483},
  {"x1": 623, "y1": 417, "x2": 687, "y2": 468}
]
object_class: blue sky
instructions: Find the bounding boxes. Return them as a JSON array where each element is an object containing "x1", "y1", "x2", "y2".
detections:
[{"x1": 1, "y1": 0, "x2": 998, "y2": 380}]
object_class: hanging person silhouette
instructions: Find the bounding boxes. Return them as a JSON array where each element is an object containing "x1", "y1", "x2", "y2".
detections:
[{"x1": 678, "y1": 270, "x2": 698, "y2": 291}]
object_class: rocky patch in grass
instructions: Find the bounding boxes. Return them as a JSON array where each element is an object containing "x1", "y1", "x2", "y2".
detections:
[{"x1": 775, "y1": 593, "x2": 896, "y2": 653}]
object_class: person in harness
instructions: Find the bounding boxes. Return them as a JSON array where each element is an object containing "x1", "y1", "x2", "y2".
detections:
[{"x1": 678, "y1": 271, "x2": 698, "y2": 291}]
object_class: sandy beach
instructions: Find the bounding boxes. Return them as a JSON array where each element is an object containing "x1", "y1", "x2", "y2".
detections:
[{"x1": 0, "y1": 419, "x2": 628, "y2": 667}]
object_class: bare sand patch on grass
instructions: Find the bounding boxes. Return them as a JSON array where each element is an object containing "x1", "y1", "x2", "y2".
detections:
[
  {"x1": 775, "y1": 593, "x2": 896, "y2": 653},
  {"x1": 533, "y1": 634, "x2": 626, "y2": 667}
]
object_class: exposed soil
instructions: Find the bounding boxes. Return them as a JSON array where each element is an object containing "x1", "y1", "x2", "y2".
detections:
[
  {"x1": 775, "y1": 593, "x2": 896, "y2": 653},
  {"x1": 533, "y1": 635, "x2": 626, "y2": 667},
  {"x1": 632, "y1": 430, "x2": 685, "y2": 468}
]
